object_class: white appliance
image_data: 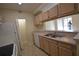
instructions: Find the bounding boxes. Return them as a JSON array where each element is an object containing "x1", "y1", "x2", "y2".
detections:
[
  {"x1": 34, "y1": 32, "x2": 40, "y2": 47},
  {"x1": 12, "y1": 43, "x2": 17, "y2": 56},
  {"x1": 74, "y1": 33, "x2": 79, "y2": 40}
]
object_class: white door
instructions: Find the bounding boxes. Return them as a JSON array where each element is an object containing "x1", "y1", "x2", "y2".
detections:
[{"x1": 16, "y1": 19, "x2": 27, "y2": 50}]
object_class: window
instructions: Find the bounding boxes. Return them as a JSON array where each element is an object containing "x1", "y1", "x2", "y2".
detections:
[
  {"x1": 57, "y1": 18, "x2": 64, "y2": 31},
  {"x1": 63, "y1": 16, "x2": 73, "y2": 31},
  {"x1": 44, "y1": 16, "x2": 73, "y2": 32},
  {"x1": 45, "y1": 20, "x2": 56, "y2": 30},
  {"x1": 57, "y1": 16, "x2": 73, "y2": 31}
]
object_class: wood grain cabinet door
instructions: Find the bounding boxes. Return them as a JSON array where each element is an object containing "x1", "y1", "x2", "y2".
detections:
[
  {"x1": 48, "y1": 40, "x2": 58, "y2": 56},
  {"x1": 58, "y1": 3, "x2": 75, "y2": 17},
  {"x1": 43, "y1": 38, "x2": 49, "y2": 53},
  {"x1": 42, "y1": 12, "x2": 49, "y2": 22},
  {"x1": 39, "y1": 36, "x2": 49, "y2": 53},
  {"x1": 58, "y1": 42, "x2": 76, "y2": 56},
  {"x1": 38, "y1": 13, "x2": 43, "y2": 22},
  {"x1": 34, "y1": 13, "x2": 43, "y2": 26},
  {"x1": 48, "y1": 5, "x2": 58, "y2": 19},
  {"x1": 49, "y1": 44, "x2": 58, "y2": 56},
  {"x1": 39, "y1": 36, "x2": 44, "y2": 49},
  {"x1": 59, "y1": 47, "x2": 73, "y2": 56},
  {"x1": 77, "y1": 4, "x2": 79, "y2": 12},
  {"x1": 34, "y1": 15, "x2": 40, "y2": 25}
]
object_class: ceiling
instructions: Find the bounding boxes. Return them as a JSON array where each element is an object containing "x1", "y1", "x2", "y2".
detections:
[{"x1": 0, "y1": 3, "x2": 42, "y2": 13}]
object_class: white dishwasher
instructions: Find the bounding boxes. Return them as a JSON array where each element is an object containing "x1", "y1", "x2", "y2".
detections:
[{"x1": 34, "y1": 32, "x2": 40, "y2": 47}]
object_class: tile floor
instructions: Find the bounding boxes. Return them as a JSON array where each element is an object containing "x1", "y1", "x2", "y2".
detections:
[{"x1": 21, "y1": 44, "x2": 48, "y2": 56}]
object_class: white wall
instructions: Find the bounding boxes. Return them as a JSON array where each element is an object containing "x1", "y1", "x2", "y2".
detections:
[
  {"x1": 41, "y1": 3, "x2": 58, "y2": 12},
  {"x1": 72, "y1": 14, "x2": 79, "y2": 32},
  {"x1": 0, "y1": 9, "x2": 35, "y2": 54},
  {"x1": 44, "y1": 20, "x2": 56, "y2": 30},
  {"x1": 34, "y1": 3, "x2": 58, "y2": 14}
]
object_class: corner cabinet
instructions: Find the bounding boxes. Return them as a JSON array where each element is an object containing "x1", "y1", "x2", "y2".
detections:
[
  {"x1": 58, "y1": 3, "x2": 76, "y2": 17},
  {"x1": 39, "y1": 36, "x2": 76, "y2": 56}
]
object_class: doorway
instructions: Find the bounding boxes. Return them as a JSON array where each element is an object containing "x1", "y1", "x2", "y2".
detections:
[{"x1": 16, "y1": 19, "x2": 27, "y2": 51}]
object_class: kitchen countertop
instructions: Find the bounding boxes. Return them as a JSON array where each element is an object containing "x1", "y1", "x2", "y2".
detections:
[
  {"x1": 74, "y1": 33, "x2": 79, "y2": 40},
  {"x1": 39, "y1": 34, "x2": 76, "y2": 45}
]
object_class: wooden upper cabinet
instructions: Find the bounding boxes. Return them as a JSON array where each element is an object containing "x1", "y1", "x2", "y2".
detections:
[
  {"x1": 34, "y1": 15, "x2": 39, "y2": 25},
  {"x1": 42, "y1": 11, "x2": 49, "y2": 22},
  {"x1": 58, "y1": 3, "x2": 75, "y2": 17},
  {"x1": 48, "y1": 5, "x2": 58, "y2": 19},
  {"x1": 38, "y1": 13, "x2": 43, "y2": 22},
  {"x1": 78, "y1": 4, "x2": 79, "y2": 10},
  {"x1": 34, "y1": 13, "x2": 43, "y2": 26},
  {"x1": 76, "y1": 4, "x2": 79, "y2": 12},
  {"x1": 34, "y1": 3, "x2": 79, "y2": 24}
]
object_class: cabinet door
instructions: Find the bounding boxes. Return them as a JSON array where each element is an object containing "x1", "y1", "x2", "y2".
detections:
[
  {"x1": 48, "y1": 5, "x2": 58, "y2": 19},
  {"x1": 59, "y1": 47, "x2": 73, "y2": 56},
  {"x1": 34, "y1": 15, "x2": 40, "y2": 25},
  {"x1": 38, "y1": 13, "x2": 43, "y2": 22},
  {"x1": 48, "y1": 39, "x2": 58, "y2": 56},
  {"x1": 43, "y1": 38, "x2": 49, "y2": 53},
  {"x1": 77, "y1": 4, "x2": 79, "y2": 12},
  {"x1": 42, "y1": 12, "x2": 49, "y2": 22},
  {"x1": 58, "y1": 3, "x2": 75, "y2": 17},
  {"x1": 39, "y1": 36, "x2": 44, "y2": 49},
  {"x1": 49, "y1": 44, "x2": 58, "y2": 56},
  {"x1": 58, "y1": 42, "x2": 76, "y2": 56},
  {"x1": 39, "y1": 36, "x2": 49, "y2": 53}
]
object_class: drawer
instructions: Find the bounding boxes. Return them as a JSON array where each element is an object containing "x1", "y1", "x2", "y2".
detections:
[
  {"x1": 58, "y1": 42, "x2": 73, "y2": 49},
  {"x1": 47, "y1": 39, "x2": 58, "y2": 45}
]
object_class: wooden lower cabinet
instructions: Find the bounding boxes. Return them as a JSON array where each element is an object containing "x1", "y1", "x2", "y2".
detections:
[
  {"x1": 39, "y1": 36, "x2": 49, "y2": 54},
  {"x1": 58, "y1": 42, "x2": 76, "y2": 56},
  {"x1": 39, "y1": 36, "x2": 44, "y2": 49},
  {"x1": 49, "y1": 44, "x2": 58, "y2": 56},
  {"x1": 59, "y1": 47, "x2": 73, "y2": 56},
  {"x1": 48, "y1": 39, "x2": 58, "y2": 56},
  {"x1": 44, "y1": 39, "x2": 49, "y2": 53},
  {"x1": 39, "y1": 36, "x2": 76, "y2": 56}
]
